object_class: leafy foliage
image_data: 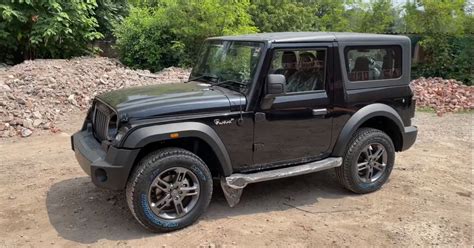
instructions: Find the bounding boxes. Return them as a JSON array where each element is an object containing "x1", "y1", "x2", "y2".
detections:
[
  {"x1": 114, "y1": 7, "x2": 182, "y2": 72},
  {"x1": 0, "y1": 0, "x2": 129, "y2": 64},
  {"x1": 403, "y1": 0, "x2": 473, "y2": 85},
  {"x1": 128, "y1": 0, "x2": 162, "y2": 7},
  {"x1": 95, "y1": 0, "x2": 129, "y2": 40},
  {"x1": 355, "y1": 0, "x2": 396, "y2": 33},
  {"x1": 249, "y1": 0, "x2": 350, "y2": 32},
  {"x1": 1, "y1": 0, "x2": 472, "y2": 84},
  {"x1": 0, "y1": 0, "x2": 104, "y2": 63},
  {"x1": 115, "y1": 0, "x2": 257, "y2": 71},
  {"x1": 249, "y1": 1, "x2": 317, "y2": 32}
]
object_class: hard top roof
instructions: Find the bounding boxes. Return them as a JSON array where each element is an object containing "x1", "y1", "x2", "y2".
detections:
[{"x1": 208, "y1": 32, "x2": 409, "y2": 43}]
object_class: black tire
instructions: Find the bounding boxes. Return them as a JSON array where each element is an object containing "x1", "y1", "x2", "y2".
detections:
[
  {"x1": 126, "y1": 148, "x2": 213, "y2": 233},
  {"x1": 335, "y1": 128, "x2": 395, "y2": 194}
]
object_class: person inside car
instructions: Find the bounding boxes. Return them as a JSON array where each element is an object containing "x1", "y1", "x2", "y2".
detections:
[
  {"x1": 274, "y1": 51, "x2": 297, "y2": 79},
  {"x1": 286, "y1": 52, "x2": 324, "y2": 92}
]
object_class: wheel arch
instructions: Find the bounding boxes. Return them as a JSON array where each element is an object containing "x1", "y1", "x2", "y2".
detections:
[
  {"x1": 122, "y1": 122, "x2": 233, "y2": 177},
  {"x1": 332, "y1": 103, "x2": 404, "y2": 156}
]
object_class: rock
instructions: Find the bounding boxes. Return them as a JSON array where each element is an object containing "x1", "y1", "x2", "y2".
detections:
[
  {"x1": 32, "y1": 111, "x2": 42, "y2": 119},
  {"x1": 23, "y1": 118, "x2": 34, "y2": 129},
  {"x1": 67, "y1": 94, "x2": 77, "y2": 106},
  {"x1": 1, "y1": 131, "x2": 9, "y2": 138},
  {"x1": 20, "y1": 128, "x2": 33, "y2": 137},
  {"x1": 42, "y1": 122, "x2": 51, "y2": 130},
  {"x1": 0, "y1": 83, "x2": 11, "y2": 92},
  {"x1": 17, "y1": 98, "x2": 26, "y2": 105},
  {"x1": 33, "y1": 119, "x2": 42, "y2": 128}
]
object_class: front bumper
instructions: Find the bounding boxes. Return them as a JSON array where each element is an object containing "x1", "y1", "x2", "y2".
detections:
[
  {"x1": 401, "y1": 126, "x2": 418, "y2": 151},
  {"x1": 71, "y1": 131, "x2": 139, "y2": 190}
]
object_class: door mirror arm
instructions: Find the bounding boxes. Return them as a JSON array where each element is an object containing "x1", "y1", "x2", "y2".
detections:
[{"x1": 261, "y1": 74, "x2": 286, "y2": 110}]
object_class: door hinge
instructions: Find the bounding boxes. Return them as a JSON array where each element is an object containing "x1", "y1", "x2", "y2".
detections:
[{"x1": 255, "y1": 112, "x2": 266, "y2": 122}]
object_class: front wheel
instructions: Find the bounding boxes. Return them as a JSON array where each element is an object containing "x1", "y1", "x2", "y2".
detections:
[
  {"x1": 335, "y1": 128, "x2": 395, "y2": 194},
  {"x1": 126, "y1": 148, "x2": 213, "y2": 232}
]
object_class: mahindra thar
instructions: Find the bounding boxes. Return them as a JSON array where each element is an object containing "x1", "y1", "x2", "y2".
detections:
[{"x1": 72, "y1": 32, "x2": 418, "y2": 232}]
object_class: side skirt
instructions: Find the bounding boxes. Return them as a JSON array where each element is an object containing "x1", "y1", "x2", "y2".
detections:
[{"x1": 220, "y1": 157, "x2": 342, "y2": 207}]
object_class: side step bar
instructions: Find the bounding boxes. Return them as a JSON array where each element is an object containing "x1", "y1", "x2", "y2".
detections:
[{"x1": 220, "y1": 157, "x2": 342, "y2": 207}]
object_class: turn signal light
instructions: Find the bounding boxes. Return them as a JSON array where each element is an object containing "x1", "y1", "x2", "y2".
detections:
[{"x1": 170, "y1": 133, "x2": 179, "y2": 139}]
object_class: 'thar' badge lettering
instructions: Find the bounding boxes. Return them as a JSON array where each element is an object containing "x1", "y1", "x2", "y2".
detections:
[{"x1": 214, "y1": 118, "x2": 234, "y2": 126}]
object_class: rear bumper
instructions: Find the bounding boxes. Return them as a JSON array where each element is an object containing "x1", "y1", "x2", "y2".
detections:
[
  {"x1": 71, "y1": 131, "x2": 139, "y2": 190},
  {"x1": 401, "y1": 126, "x2": 417, "y2": 151}
]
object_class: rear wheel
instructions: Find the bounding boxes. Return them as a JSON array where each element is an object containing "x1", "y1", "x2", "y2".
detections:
[
  {"x1": 336, "y1": 128, "x2": 395, "y2": 193},
  {"x1": 126, "y1": 148, "x2": 212, "y2": 232}
]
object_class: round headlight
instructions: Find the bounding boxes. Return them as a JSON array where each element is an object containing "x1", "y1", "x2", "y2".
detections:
[{"x1": 113, "y1": 126, "x2": 129, "y2": 145}]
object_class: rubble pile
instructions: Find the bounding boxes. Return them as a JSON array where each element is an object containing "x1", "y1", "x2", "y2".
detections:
[
  {"x1": 0, "y1": 57, "x2": 190, "y2": 138},
  {"x1": 410, "y1": 77, "x2": 473, "y2": 116}
]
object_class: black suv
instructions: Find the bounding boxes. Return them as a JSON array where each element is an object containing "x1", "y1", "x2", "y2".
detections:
[{"x1": 72, "y1": 32, "x2": 417, "y2": 232}]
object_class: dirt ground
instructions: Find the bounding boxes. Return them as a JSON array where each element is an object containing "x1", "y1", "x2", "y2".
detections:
[{"x1": 0, "y1": 111, "x2": 472, "y2": 247}]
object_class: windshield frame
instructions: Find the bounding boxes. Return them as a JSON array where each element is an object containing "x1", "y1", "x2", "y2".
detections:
[{"x1": 190, "y1": 40, "x2": 266, "y2": 95}]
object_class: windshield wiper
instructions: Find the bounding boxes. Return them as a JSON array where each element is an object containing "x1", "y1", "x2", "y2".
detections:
[
  {"x1": 187, "y1": 74, "x2": 219, "y2": 83},
  {"x1": 212, "y1": 79, "x2": 247, "y2": 88}
]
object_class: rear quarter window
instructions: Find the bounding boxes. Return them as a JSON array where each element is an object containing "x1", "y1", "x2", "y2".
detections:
[{"x1": 345, "y1": 46, "x2": 402, "y2": 81}]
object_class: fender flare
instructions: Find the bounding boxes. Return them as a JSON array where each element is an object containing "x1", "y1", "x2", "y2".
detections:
[
  {"x1": 122, "y1": 122, "x2": 233, "y2": 176},
  {"x1": 331, "y1": 103, "x2": 404, "y2": 157}
]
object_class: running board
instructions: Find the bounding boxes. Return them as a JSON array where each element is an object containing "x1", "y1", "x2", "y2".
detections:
[{"x1": 220, "y1": 157, "x2": 342, "y2": 207}]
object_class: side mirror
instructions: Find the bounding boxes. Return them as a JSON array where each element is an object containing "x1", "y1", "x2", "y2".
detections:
[
  {"x1": 266, "y1": 74, "x2": 286, "y2": 95},
  {"x1": 261, "y1": 74, "x2": 286, "y2": 110}
]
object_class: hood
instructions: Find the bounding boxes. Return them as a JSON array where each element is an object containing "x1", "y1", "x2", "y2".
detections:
[{"x1": 96, "y1": 82, "x2": 244, "y2": 120}]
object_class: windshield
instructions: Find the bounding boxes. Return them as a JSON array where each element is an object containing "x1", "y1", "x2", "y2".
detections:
[{"x1": 190, "y1": 40, "x2": 264, "y2": 92}]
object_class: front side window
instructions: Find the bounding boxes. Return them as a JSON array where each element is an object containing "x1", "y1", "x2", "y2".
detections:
[
  {"x1": 190, "y1": 41, "x2": 264, "y2": 92},
  {"x1": 345, "y1": 46, "x2": 402, "y2": 81},
  {"x1": 270, "y1": 49, "x2": 327, "y2": 93}
]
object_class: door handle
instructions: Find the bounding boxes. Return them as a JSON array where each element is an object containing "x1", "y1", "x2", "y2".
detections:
[{"x1": 312, "y1": 108, "x2": 327, "y2": 116}]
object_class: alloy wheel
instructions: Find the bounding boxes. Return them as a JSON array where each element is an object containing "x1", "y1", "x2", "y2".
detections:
[
  {"x1": 356, "y1": 143, "x2": 388, "y2": 183},
  {"x1": 147, "y1": 167, "x2": 200, "y2": 219}
]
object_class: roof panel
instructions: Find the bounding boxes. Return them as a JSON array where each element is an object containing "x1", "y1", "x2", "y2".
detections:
[{"x1": 208, "y1": 32, "x2": 409, "y2": 43}]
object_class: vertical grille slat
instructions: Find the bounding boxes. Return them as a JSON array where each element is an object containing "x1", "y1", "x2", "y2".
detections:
[{"x1": 92, "y1": 102, "x2": 113, "y2": 141}]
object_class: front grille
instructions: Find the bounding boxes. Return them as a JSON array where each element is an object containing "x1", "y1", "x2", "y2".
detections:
[{"x1": 92, "y1": 102, "x2": 115, "y2": 141}]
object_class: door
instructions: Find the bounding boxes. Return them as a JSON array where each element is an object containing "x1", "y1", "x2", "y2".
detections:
[{"x1": 253, "y1": 45, "x2": 333, "y2": 166}]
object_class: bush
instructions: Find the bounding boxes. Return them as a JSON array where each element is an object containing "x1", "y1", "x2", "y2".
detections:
[
  {"x1": 0, "y1": 0, "x2": 104, "y2": 64},
  {"x1": 114, "y1": 8, "x2": 183, "y2": 72},
  {"x1": 403, "y1": 0, "x2": 473, "y2": 85},
  {"x1": 413, "y1": 35, "x2": 474, "y2": 86},
  {"x1": 114, "y1": 0, "x2": 257, "y2": 71}
]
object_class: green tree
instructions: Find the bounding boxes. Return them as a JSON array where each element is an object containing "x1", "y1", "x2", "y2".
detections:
[
  {"x1": 404, "y1": 0, "x2": 466, "y2": 34},
  {"x1": 127, "y1": 0, "x2": 161, "y2": 7},
  {"x1": 356, "y1": 0, "x2": 396, "y2": 33},
  {"x1": 167, "y1": 0, "x2": 257, "y2": 64},
  {"x1": 115, "y1": 0, "x2": 258, "y2": 71},
  {"x1": 403, "y1": 0, "x2": 472, "y2": 84},
  {"x1": 0, "y1": 0, "x2": 125, "y2": 63},
  {"x1": 114, "y1": 7, "x2": 182, "y2": 71},
  {"x1": 95, "y1": 0, "x2": 130, "y2": 40},
  {"x1": 249, "y1": 0, "x2": 316, "y2": 32},
  {"x1": 249, "y1": 0, "x2": 350, "y2": 32},
  {"x1": 313, "y1": 0, "x2": 350, "y2": 31}
]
